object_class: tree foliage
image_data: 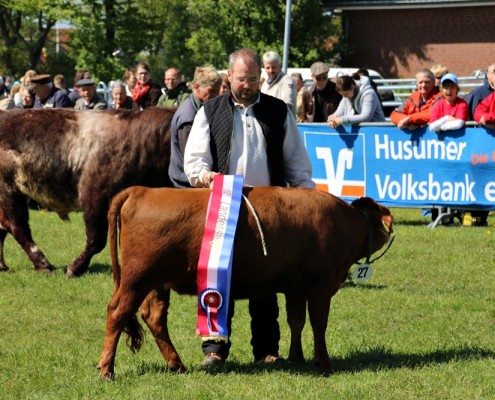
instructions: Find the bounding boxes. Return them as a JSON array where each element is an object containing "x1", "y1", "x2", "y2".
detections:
[
  {"x1": 0, "y1": 0, "x2": 71, "y2": 76},
  {"x1": 0, "y1": 0, "x2": 341, "y2": 83}
]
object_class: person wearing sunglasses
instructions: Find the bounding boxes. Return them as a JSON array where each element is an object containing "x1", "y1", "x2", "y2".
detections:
[{"x1": 302, "y1": 61, "x2": 342, "y2": 122}]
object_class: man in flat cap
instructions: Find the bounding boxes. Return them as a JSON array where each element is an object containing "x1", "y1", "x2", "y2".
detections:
[
  {"x1": 30, "y1": 74, "x2": 72, "y2": 108},
  {"x1": 302, "y1": 61, "x2": 341, "y2": 122},
  {"x1": 73, "y1": 78, "x2": 108, "y2": 110}
]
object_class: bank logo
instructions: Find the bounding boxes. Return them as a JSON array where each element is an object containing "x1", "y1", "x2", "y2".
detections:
[{"x1": 304, "y1": 132, "x2": 366, "y2": 197}]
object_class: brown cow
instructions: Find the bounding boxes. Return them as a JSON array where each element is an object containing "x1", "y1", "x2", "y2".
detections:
[
  {"x1": 0, "y1": 107, "x2": 173, "y2": 277},
  {"x1": 98, "y1": 185, "x2": 393, "y2": 379}
]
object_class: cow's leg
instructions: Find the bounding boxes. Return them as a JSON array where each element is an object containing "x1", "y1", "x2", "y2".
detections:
[
  {"x1": 285, "y1": 292, "x2": 307, "y2": 363},
  {"x1": 98, "y1": 288, "x2": 147, "y2": 380},
  {"x1": 0, "y1": 193, "x2": 54, "y2": 272},
  {"x1": 140, "y1": 287, "x2": 187, "y2": 372},
  {"x1": 66, "y1": 204, "x2": 108, "y2": 277},
  {"x1": 307, "y1": 291, "x2": 333, "y2": 375},
  {"x1": 0, "y1": 229, "x2": 9, "y2": 272}
]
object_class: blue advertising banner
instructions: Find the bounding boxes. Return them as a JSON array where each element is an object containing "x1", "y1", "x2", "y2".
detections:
[{"x1": 299, "y1": 123, "x2": 495, "y2": 210}]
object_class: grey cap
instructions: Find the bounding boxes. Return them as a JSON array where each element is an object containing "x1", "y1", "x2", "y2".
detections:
[
  {"x1": 76, "y1": 78, "x2": 95, "y2": 87},
  {"x1": 311, "y1": 62, "x2": 329, "y2": 76}
]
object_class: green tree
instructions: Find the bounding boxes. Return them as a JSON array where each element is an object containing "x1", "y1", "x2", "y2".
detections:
[
  {"x1": 0, "y1": 0, "x2": 71, "y2": 77},
  {"x1": 0, "y1": 0, "x2": 343, "y2": 84},
  {"x1": 67, "y1": 0, "x2": 154, "y2": 83},
  {"x1": 182, "y1": 0, "x2": 339, "y2": 71}
]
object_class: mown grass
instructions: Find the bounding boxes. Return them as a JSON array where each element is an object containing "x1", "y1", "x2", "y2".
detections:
[{"x1": 1, "y1": 208, "x2": 495, "y2": 399}]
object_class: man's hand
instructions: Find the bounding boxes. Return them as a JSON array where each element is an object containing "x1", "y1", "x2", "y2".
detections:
[
  {"x1": 202, "y1": 171, "x2": 219, "y2": 188},
  {"x1": 397, "y1": 116, "x2": 410, "y2": 130}
]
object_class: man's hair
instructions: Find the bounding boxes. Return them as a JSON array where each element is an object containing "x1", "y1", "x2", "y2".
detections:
[
  {"x1": 193, "y1": 66, "x2": 222, "y2": 87},
  {"x1": 165, "y1": 68, "x2": 181, "y2": 78},
  {"x1": 229, "y1": 48, "x2": 262, "y2": 72},
  {"x1": 291, "y1": 72, "x2": 303, "y2": 82},
  {"x1": 54, "y1": 74, "x2": 65, "y2": 86},
  {"x1": 262, "y1": 51, "x2": 281, "y2": 65},
  {"x1": 416, "y1": 68, "x2": 435, "y2": 82}
]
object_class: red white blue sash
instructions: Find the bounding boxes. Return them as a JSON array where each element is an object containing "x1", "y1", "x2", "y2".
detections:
[{"x1": 196, "y1": 175, "x2": 244, "y2": 340}]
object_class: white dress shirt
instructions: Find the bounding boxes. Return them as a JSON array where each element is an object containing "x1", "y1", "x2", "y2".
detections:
[{"x1": 184, "y1": 94, "x2": 315, "y2": 189}]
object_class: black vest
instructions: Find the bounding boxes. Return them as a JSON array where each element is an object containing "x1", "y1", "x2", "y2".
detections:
[{"x1": 203, "y1": 93, "x2": 287, "y2": 187}]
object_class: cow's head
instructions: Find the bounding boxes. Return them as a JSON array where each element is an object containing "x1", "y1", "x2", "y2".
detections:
[{"x1": 351, "y1": 197, "x2": 394, "y2": 253}]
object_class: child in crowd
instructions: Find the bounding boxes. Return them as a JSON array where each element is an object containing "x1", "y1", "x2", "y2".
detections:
[{"x1": 429, "y1": 73, "x2": 468, "y2": 132}]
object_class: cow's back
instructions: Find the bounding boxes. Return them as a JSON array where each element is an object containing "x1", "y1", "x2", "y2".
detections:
[{"x1": 114, "y1": 186, "x2": 370, "y2": 298}]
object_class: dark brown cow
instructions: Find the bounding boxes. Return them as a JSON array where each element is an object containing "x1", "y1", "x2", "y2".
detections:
[
  {"x1": 98, "y1": 186, "x2": 393, "y2": 379},
  {"x1": 0, "y1": 107, "x2": 173, "y2": 277}
]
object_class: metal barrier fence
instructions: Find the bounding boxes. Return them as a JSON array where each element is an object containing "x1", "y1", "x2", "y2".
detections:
[
  {"x1": 375, "y1": 76, "x2": 486, "y2": 110},
  {"x1": 96, "y1": 75, "x2": 487, "y2": 109}
]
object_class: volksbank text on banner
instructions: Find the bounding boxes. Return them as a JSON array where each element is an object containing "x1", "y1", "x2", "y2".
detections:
[{"x1": 299, "y1": 123, "x2": 495, "y2": 210}]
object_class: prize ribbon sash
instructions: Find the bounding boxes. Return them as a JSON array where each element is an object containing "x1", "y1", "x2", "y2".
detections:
[{"x1": 196, "y1": 174, "x2": 244, "y2": 340}]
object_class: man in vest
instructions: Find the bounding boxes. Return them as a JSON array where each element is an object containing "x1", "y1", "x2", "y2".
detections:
[{"x1": 184, "y1": 48, "x2": 315, "y2": 367}]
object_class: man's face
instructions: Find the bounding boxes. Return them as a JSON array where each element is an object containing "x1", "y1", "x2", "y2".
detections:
[
  {"x1": 416, "y1": 74, "x2": 435, "y2": 98},
  {"x1": 195, "y1": 83, "x2": 220, "y2": 103},
  {"x1": 164, "y1": 70, "x2": 180, "y2": 90},
  {"x1": 263, "y1": 60, "x2": 281, "y2": 81},
  {"x1": 312, "y1": 73, "x2": 328, "y2": 90},
  {"x1": 78, "y1": 85, "x2": 96, "y2": 102},
  {"x1": 228, "y1": 58, "x2": 260, "y2": 106}
]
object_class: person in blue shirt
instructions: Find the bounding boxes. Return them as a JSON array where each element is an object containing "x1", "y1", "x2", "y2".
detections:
[{"x1": 30, "y1": 74, "x2": 72, "y2": 109}]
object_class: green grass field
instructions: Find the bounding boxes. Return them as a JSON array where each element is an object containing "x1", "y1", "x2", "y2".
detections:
[{"x1": 1, "y1": 208, "x2": 494, "y2": 399}]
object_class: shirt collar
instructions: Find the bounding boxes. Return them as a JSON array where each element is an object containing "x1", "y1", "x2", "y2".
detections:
[{"x1": 231, "y1": 92, "x2": 261, "y2": 109}]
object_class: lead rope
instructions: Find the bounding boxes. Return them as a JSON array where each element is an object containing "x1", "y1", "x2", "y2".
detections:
[
  {"x1": 242, "y1": 194, "x2": 268, "y2": 256},
  {"x1": 355, "y1": 209, "x2": 395, "y2": 265}
]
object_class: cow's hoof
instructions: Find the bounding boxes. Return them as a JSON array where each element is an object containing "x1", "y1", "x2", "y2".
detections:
[
  {"x1": 169, "y1": 363, "x2": 188, "y2": 374},
  {"x1": 100, "y1": 371, "x2": 114, "y2": 381},
  {"x1": 0, "y1": 264, "x2": 9, "y2": 272},
  {"x1": 66, "y1": 267, "x2": 84, "y2": 278},
  {"x1": 318, "y1": 365, "x2": 335, "y2": 377},
  {"x1": 35, "y1": 264, "x2": 55, "y2": 273}
]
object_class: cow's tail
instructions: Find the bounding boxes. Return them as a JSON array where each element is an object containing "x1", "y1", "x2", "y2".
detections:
[
  {"x1": 108, "y1": 189, "x2": 145, "y2": 353},
  {"x1": 108, "y1": 190, "x2": 128, "y2": 292}
]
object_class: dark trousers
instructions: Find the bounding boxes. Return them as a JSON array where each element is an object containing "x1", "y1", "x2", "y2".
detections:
[{"x1": 202, "y1": 293, "x2": 280, "y2": 360}]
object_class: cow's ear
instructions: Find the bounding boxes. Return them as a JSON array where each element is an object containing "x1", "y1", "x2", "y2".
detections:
[
  {"x1": 381, "y1": 215, "x2": 393, "y2": 233},
  {"x1": 352, "y1": 196, "x2": 376, "y2": 210}
]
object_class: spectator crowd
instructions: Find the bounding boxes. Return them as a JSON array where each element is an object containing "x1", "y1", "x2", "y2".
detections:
[{"x1": 1, "y1": 49, "x2": 494, "y2": 370}]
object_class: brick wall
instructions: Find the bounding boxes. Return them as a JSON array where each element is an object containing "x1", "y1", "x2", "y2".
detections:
[{"x1": 341, "y1": 6, "x2": 495, "y2": 78}]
